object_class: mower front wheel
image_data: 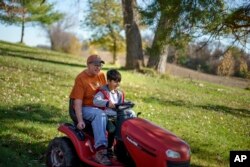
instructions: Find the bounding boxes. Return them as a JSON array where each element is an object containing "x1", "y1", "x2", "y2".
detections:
[{"x1": 46, "y1": 137, "x2": 79, "y2": 167}]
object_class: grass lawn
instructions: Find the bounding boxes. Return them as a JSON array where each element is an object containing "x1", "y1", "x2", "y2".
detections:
[{"x1": 0, "y1": 41, "x2": 249, "y2": 167}]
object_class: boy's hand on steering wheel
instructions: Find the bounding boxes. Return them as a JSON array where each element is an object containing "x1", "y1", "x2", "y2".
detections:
[
  {"x1": 108, "y1": 101, "x2": 115, "y2": 108},
  {"x1": 77, "y1": 121, "x2": 85, "y2": 130}
]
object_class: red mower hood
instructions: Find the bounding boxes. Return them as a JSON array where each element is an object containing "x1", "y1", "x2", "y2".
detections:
[{"x1": 121, "y1": 118, "x2": 191, "y2": 162}]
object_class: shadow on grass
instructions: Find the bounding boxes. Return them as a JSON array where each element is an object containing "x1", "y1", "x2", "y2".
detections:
[
  {"x1": 0, "y1": 134, "x2": 51, "y2": 167},
  {"x1": 142, "y1": 96, "x2": 250, "y2": 118},
  {"x1": 197, "y1": 104, "x2": 250, "y2": 118},
  {"x1": 0, "y1": 135, "x2": 49, "y2": 165},
  {"x1": 0, "y1": 46, "x2": 110, "y2": 70},
  {"x1": 0, "y1": 103, "x2": 71, "y2": 166},
  {"x1": 0, "y1": 103, "x2": 68, "y2": 124},
  {"x1": 0, "y1": 47, "x2": 85, "y2": 68}
]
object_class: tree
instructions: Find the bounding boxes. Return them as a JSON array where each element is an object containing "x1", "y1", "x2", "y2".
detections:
[
  {"x1": 219, "y1": 2, "x2": 250, "y2": 47},
  {"x1": 217, "y1": 51, "x2": 235, "y2": 76},
  {"x1": 0, "y1": 0, "x2": 62, "y2": 43},
  {"x1": 45, "y1": 14, "x2": 82, "y2": 55},
  {"x1": 121, "y1": 0, "x2": 144, "y2": 70},
  {"x1": 83, "y1": 0, "x2": 125, "y2": 64},
  {"x1": 139, "y1": 0, "x2": 226, "y2": 73},
  {"x1": 48, "y1": 24, "x2": 82, "y2": 55}
]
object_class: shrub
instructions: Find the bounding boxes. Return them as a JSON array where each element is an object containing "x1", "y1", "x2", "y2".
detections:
[
  {"x1": 216, "y1": 51, "x2": 235, "y2": 76},
  {"x1": 49, "y1": 26, "x2": 82, "y2": 56},
  {"x1": 235, "y1": 58, "x2": 249, "y2": 78},
  {"x1": 63, "y1": 35, "x2": 82, "y2": 56},
  {"x1": 177, "y1": 54, "x2": 189, "y2": 66}
]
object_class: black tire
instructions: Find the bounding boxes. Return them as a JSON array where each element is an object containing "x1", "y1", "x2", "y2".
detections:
[{"x1": 46, "y1": 137, "x2": 80, "y2": 167}]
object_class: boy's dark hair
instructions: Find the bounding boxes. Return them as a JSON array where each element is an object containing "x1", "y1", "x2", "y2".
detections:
[{"x1": 107, "y1": 69, "x2": 121, "y2": 82}]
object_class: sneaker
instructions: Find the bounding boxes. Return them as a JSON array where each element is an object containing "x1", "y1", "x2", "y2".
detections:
[
  {"x1": 95, "y1": 149, "x2": 112, "y2": 166},
  {"x1": 107, "y1": 148, "x2": 114, "y2": 158}
]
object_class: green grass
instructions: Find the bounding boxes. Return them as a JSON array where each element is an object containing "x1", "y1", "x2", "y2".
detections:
[{"x1": 0, "y1": 40, "x2": 249, "y2": 167}]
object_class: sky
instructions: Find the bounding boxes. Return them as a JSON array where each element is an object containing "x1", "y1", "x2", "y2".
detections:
[
  {"x1": 0, "y1": 0, "x2": 149, "y2": 47},
  {"x1": 0, "y1": 0, "x2": 249, "y2": 53},
  {"x1": 0, "y1": 0, "x2": 87, "y2": 47}
]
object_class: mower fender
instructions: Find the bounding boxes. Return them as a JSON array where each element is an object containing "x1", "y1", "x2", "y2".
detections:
[{"x1": 58, "y1": 123, "x2": 95, "y2": 163}]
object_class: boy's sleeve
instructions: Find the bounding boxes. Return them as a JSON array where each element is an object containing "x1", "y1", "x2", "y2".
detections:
[{"x1": 93, "y1": 91, "x2": 108, "y2": 107}]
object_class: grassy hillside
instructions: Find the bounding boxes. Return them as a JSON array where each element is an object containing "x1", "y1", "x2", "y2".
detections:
[{"x1": 0, "y1": 41, "x2": 249, "y2": 167}]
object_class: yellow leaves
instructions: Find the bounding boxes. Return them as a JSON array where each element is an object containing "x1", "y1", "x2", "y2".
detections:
[
  {"x1": 217, "y1": 88, "x2": 224, "y2": 92},
  {"x1": 149, "y1": 104, "x2": 156, "y2": 111},
  {"x1": 198, "y1": 83, "x2": 204, "y2": 87}
]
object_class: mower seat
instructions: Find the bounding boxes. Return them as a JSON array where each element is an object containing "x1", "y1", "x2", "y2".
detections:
[
  {"x1": 69, "y1": 98, "x2": 77, "y2": 124},
  {"x1": 69, "y1": 98, "x2": 93, "y2": 133}
]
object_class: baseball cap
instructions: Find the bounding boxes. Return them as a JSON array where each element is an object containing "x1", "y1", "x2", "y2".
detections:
[{"x1": 87, "y1": 55, "x2": 105, "y2": 65}]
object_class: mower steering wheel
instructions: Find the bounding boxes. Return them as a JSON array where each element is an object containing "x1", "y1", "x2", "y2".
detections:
[{"x1": 115, "y1": 101, "x2": 134, "y2": 111}]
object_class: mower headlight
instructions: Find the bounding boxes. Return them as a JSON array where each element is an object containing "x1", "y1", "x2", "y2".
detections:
[{"x1": 166, "y1": 149, "x2": 181, "y2": 159}]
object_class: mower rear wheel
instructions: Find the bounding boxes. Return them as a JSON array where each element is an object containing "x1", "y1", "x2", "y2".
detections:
[{"x1": 46, "y1": 137, "x2": 79, "y2": 167}]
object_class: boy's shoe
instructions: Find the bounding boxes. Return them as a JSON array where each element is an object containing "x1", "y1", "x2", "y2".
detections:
[
  {"x1": 95, "y1": 149, "x2": 112, "y2": 166},
  {"x1": 107, "y1": 148, "x2": 115, "y2": 158}
]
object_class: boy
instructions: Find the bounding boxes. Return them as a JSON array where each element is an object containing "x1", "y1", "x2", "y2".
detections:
[{"x1": 93, "y1": 69, "x2": 135, "y2": 154}]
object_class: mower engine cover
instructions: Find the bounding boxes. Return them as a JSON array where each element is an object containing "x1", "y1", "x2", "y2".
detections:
[{"x1": 121, "y1": 118, "x2": 191, "y2": 167}]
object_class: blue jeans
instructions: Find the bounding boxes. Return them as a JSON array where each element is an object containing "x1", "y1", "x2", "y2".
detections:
[{"x1": 82, "y1": 107, "x2": 107, "y2": 149}]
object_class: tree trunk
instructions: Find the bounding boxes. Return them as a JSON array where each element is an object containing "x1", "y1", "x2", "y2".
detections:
[
  {"x1": 157, "y1": 45, "x2": 169, "y2": 73},
  {"x1": 121, "y1": 0, "x2": 144, "y2": 70},
  {"x1": 113, "y1": 37, "x2": 117, "y2": 64},
  {"x1": 147, "y1": 13, "x2": 169, "y2": 73},
  {"x1": 173, "y1": 50, "x2": 178, "y2": 64},
  {"x1": 20, "y1": 13, "x2": 25, "y2": 43}
]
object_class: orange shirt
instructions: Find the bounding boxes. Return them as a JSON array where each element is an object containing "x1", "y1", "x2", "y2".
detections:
[{"x1": 70, "y1": 70, "x2": 106, "y2": 106}]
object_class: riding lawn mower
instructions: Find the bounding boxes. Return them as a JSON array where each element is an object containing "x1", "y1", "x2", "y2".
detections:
[{"x1": 46, "y1": 100, "x2": 191, "y2": 167}]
